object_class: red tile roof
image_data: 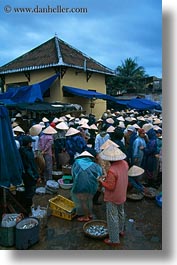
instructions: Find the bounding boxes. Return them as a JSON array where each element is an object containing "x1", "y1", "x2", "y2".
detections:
[{"x1": 0, "y1": 37, "x2": 115, "y2": 75}]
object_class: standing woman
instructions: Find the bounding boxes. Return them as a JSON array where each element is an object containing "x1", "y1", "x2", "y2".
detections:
[
  {"x1": 19, "y1": 135, "x2": 39, "y2": 215},
  {"x1": 71, "y1": 151, "x2": 103, "y2": 221},
  {"x1": 98, "y1": 145, "x2": 129, "y2": 246},
  {"x1": 38, "y1": 125, "x2": 57, "y2": 181}
]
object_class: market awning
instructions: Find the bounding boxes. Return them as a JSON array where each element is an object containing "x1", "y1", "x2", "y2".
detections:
[
  {"x1": 0, "y1": 73, "x2": 59, "y2": 105},
  {"x1": 62, "y1": 86, "x2": 162, "y2": 110},
  {"x1": 63, "y1": 86, "x2": 119, "y2": 103}
]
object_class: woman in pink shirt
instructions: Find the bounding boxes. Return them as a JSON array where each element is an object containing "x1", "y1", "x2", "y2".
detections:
[
  {"x1": 99, "y1": 144, "x2": 129, "y2": 246},
  {"x1": 38, "y1": 125, "x2": 57, "y2": 181}
]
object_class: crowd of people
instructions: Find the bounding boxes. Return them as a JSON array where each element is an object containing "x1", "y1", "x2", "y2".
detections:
[{"x1": 11, "y1": 108, "x2": 162, "y2": 246}]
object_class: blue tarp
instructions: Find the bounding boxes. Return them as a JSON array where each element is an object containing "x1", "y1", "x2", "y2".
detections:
[
  {"x1": 0, "y1": 73, "x2": 59, "y2": 105},
  {"x1": 63, "y1": 86, "x2": 119, "y2": 103},
  {"x1": 0, "y1": 106, "x2": 23, "y2": 187},
  {"x1": 127, "y1": 98, "x2": 162, "y2": 110},
  {"x1": 63, "y1": 86, "x2": 161, "y2": 110}
]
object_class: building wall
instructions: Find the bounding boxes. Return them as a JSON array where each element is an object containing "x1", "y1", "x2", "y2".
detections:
[{"x1": 3, "y1": 67, "x2": 107, "y2": 118}]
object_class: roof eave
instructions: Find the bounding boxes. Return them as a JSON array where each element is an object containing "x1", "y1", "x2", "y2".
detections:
[{"x1": 0, "y1": 63, "x2": 115, "y2": 76}]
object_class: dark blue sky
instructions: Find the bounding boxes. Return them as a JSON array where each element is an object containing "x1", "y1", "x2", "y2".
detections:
[{"x1": 0, "y1": 0, "x2": 162, "y2": 77}]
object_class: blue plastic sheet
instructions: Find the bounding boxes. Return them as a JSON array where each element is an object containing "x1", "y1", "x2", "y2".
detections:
[{"x1": 0, "y1": 106, "x2": 23, "y2": 187}]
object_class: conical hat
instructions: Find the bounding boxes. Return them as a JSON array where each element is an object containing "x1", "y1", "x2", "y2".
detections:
[
  {"x1": 128, "y1": 165, "x2": 144, "y2": 177},
  {"x1": 56, "y1": 122, "x2": 69, "y2": 130},
  {"x1": 65, "y1": 127, "x2": 80, "y2": 136},
  {"x1": 76, "y1": 151, "x2": 94, "y2": 159},
  {"x1": 42, "y1": 117, "x2": 49, "y2": 122},
  {"x1": 65, "y1": 114, "x2": 72, "y2": 119},
  {"x1": 118, "y1": 121, "x2": 125, "y2": 128},
  {"x1": 142, "y1": 123, "x2": 153, "y2": 132},
  {"x1": 43, "y1": 126, "x2": 57, "y2": 134},
  {"x1": 106, "y1": 118, "x2": 114, "y2": 124},
  {"x1": 39, "y1": 121, "x2": 45, "y2": 128},
  {"x1": 13, "y1": 125, "x2": 25, "y2": 133},
  {"x1": 29, "y1": 124, "x2": 42, "y2": 136},
  {"x1": 153, "y1": 118, "x2": 162, "y2": 125},
  {"x1": 125, "y1": 117, "x2": 133, "y2": 122},
  {"x1": 52, "y1": 117, "x2": 60, "y2": 123},
  {"x1": 11, "y1": 122, "x2": 19, "y2": 128},
  {"x1": 80, "y1": 118, "x2": 89, "y2": 124},
  {"x1": 89, "y1": 124, "x2": 98, "y2": 130},
  {"x1": 132, "y1": 123, "x2": 140, "y2": 129},
  {"x1": 106, "y1": 125, "x2": 115, "y2": 133},
  {"x1": 99, "y1": 144, "x2": 126, "y2": 161},
  {"x1": 100, "y1": 139, "x2": 119, "y2": 150},
  {"x1": 117, "y1": 116, "x2": 125, "y2": 121},
  {"x1": 81, "y1": 123, "x2": 90, "y2": 129}
]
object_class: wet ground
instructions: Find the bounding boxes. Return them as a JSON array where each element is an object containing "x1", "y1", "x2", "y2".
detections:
[{"x1": 0, "y1": 184, "x2": 162, "y2": 250}]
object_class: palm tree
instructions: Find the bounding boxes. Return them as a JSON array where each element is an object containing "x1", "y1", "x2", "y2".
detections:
[{"x1": 107, "y1": 58, "x2": 149, "y2": 95}]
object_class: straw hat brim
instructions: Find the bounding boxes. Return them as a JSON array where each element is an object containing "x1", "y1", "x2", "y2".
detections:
[
  {"x1": 29, "y1": 125, "x2": 42, "y2": 136},
  {"x1": 76, "y1": 151, "x2": 94, "y2": 159},
  {"x1": 128, "y1": 165, "x2": 144, "y2": 177},
  {"x1": 65, "y1": 127, "x2": 80, "y2": 136},
  {"x1": 43, "y1": 126, "x2": 57, "y2": 134},
  {"x1": 100, "y1": 139, "x2": 119, "y2": 150},
  {"x1": 99, "y1": 145, "x2": 126, "y2": 161}
]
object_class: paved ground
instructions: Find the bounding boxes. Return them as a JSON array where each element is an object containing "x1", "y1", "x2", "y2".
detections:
[{"x1": 0, "y1": 184, "x2": 162, "y2": 250}]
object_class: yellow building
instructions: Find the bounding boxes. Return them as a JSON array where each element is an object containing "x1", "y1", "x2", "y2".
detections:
[{"x1": 0, "y1": 36, "x2": 115, "y2": 118}]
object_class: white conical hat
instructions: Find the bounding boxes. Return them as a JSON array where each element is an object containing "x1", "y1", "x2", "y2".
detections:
[
  {"x1": 29, "y1": 124, "x2": 42, "y2": 136},
  {"x1": 52, "y1": 117, "x2": 60, "y2": 123},
  {"x1": 117, "y1": 116, "x2": 125, "y2": 121},
  {"x1": 128, "y1": 165, "x2": 144, "y2": 177},
  {"x1": 11, "y1": 122, "x2": 19, "y2": 128},
  {"x1": 153, "y1": 118, "x2": 162, "y2": 125},
  {"x1": 100, "y1": 139, "x2": 119, "y2": 150},
  {"x1": 99, "y1": 144, "x2": 126, "y2": 161},
  {"x1": 39, "y1": 121, "x2": 45, "y2": 128},
  {"x1": 79, "y1": 118, "x2": 89, "y2": 124},
  {"x1": 132, "y1": 123, "x2": 140, "y2": 129},
  {"x1": 106, "y1": 118, "x2": 114, "y2": 124},
  {"x1": 43, "y1": 125, "x2": 57, "y2": 134},
  {"x1": 142, "y1": 123, "x2": 153, "y2": 132},
  {"x1": 106, "y1": 125, "x2": 115, "y2": 133},
  {"x1": 89, "y1": 124, "x2": 98, "y2": 130},
  {"x1": 118, "y1": 121, "x2": 125, "y2": 128},
  {"x1": 42, "y1": 117, "x2": 49, "y2": 122},
  {"x1": 80, "y1": 123, "x2": 90, "y2": 129},
  {"x1": 65, "y1": 127, "x2": 80, "y2": 136},
  {"x1": 13, "y1": 125, "x2": 25, "y2": 133},
  {"x1": 76, "y1": 151, "x2": 94, "y2": 159},
  {"x1": 56, "y1": 122, "x2": 69, "y2": 130}
]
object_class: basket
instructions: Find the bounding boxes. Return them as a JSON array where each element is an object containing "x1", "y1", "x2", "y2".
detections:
[
  {"x1": 48, "y1": 195, "x2": 76, "y2": 220},
  {"x1": 143, "y1": 187, "x2": 158, "y2": 199},
  {"x1": 83, "y1": 220, "x2": 108, "y2": 239},
  {"x1": 62, "y1": 165, "x2": 72, "y2": 175},
  {"x1": 127, "y1": 192, "x2": 144, "y2": 201}
]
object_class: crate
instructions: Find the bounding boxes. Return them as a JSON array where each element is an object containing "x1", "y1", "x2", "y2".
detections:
[
  {"x1": 0, "y1": 226, "x2": 15, "y2": 247},
  {"x1": 48, "y1": 195, "x2": 76, "y2": 220}
]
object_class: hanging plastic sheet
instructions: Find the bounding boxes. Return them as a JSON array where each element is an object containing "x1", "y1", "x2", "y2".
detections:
[{"x1": 0, "y1": 106, "x2": 23, "y2": 187}]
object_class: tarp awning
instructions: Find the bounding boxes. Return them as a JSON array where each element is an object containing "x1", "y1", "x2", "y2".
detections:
[
  {"x1": 127, "y1": 98, "x2": 162, "y2": 110},
  {"x1": 0, "y1": 73, "x2": 59, "y2": 105},
  {"x1": 62, "y1": 86, "x2": 161, "y2": 110},
  {"x1": 63, "y1": 86, "x2": 119, "y2": 103}
]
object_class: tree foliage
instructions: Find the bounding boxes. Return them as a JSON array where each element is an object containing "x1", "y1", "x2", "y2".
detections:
[{"x1": 106, "y1": 57, "x2": 149, "y2": 95}]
